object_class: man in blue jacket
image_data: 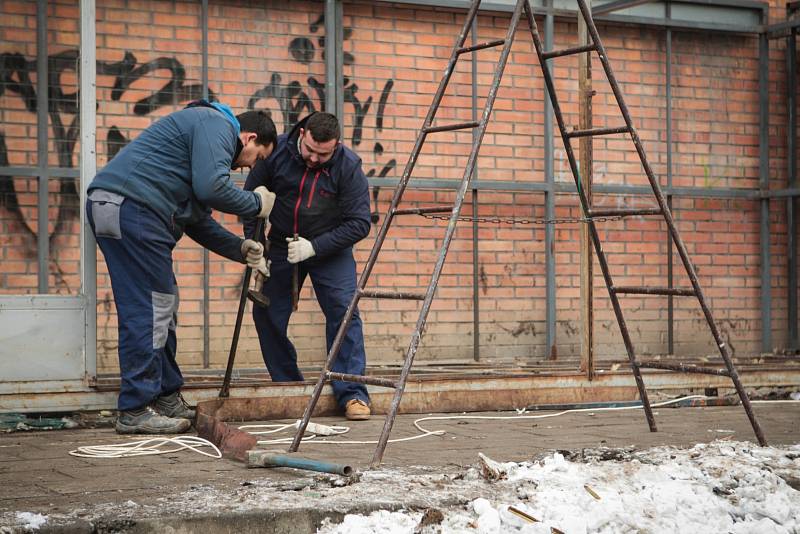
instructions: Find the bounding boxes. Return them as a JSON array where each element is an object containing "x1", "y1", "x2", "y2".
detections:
[
  {"x1": 244, "y1": 112, "x2": 372, "y2": 421},
  {"x1": 87, "y1": 100, "x2": 278, "y2": 434}
]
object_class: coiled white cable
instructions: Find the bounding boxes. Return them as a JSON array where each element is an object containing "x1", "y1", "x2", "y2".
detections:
[{"x1": 68, "y1": 436, "x2": 222, "y2": 459}]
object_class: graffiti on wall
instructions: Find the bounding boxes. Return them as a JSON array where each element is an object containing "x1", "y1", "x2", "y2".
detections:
[{"x1": 0, "y1": 12, "x2": 396, "y2": 276}]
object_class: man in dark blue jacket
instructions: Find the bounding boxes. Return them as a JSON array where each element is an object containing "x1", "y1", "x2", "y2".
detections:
[
  {"x1": 244, "y1": 112, "x2": 372, "y2": 421},
  {"x1": 87, "y1": 100, "x2": 278, "y2": 434}
]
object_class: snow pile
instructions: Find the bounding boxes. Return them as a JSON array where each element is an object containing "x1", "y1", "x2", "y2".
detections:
[
  {"x1": 13, "y1": 512, "x2": 47, "y2": 530},
  {"x1": 317, "y1": 441, "x2": 800, "y2": 534}
]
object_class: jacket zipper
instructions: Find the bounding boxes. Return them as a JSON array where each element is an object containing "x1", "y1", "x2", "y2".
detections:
[
  {"x1": 306, "y1": 170, "x2": 321, "y2": 209},
  {"x1": 293, "y1": 168, "x2": 310, "y2": 235}
]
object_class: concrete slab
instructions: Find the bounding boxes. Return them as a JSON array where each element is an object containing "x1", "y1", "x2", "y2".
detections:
[{"x1": 0, "y1": 402, "x2": 798, "y2": 533}]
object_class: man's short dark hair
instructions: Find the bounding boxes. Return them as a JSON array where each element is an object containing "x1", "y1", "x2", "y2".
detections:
[
  {"x1": 305, "y1": 112, "x2": 340, "y2": 143},
  {"x1": 237, "y1": 110, "x2": 277, "y2": 148}
]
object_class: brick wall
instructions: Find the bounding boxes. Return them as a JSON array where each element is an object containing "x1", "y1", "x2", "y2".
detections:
[{"x1": 0, "y1": 0, "x2": 796, "y2": 377}]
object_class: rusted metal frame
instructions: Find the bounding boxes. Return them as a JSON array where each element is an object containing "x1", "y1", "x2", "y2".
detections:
[
  {"x1": 289, "y1": 0, "x2": 485, "y2": 455},
  {"x1": 541, "y1": 42, "x2": 597, "y2": 60},
  {"x1": 458, "y1": 38, "x2": 506, "y2": 54},
  {"x1": 326, "y1": 371, "x2": 398, "y2": 388},
  {"x1": 524, "y1": 0, "x2": 659, "y2": 432},
  {"x1": 220, "y1": 218, "x2": 265, "y2": 398},
  {"x1": 359, "y1": 289, "x2": 426, "y2": 300},
  {"x1": 567, "y1": 125, "x2": 630, "y2": 138},
  {"x1": 636, "y1": 361, "x2": 732, "y2": 376},
  {"x1": 613, "y1": 286, "x2": 695, "y2": 296},
  {"x1": 574, "y1": 0, "x2": 767, "y2": 445},
  {"x1": 371, "y1": 0, "x2": 528, "y2": 468},
  {"x1": 588, "y1": 207, "x2": 662, "y2": 217}
]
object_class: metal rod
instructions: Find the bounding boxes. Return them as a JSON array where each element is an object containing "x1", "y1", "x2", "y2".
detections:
[
  {"x1": 393, "y1": 206, "x2": 453, "y2": 215},
  {"x1": 326, "y1": 372, "x2": 397, "y2": 388},
  {"x1": 292, "y1": 233, "x2": 299, "y2": 312},
  {"x1": 247, "y1": 451, "x2": 353, "y2": 476},
  {"x1": 542, "y1": 42, "x2": 596, "y2": 60},
  {"x1": 472, "y1": 19, "x2": 480, "y2": 363},
  {"x1": 220, "y1": 218, "x2": 265, "y2": 398},
  {"x1": 289, "y1": 0, "x2": 485, "y2": 457},
  {"x1": 636, "y1": 361, "x2": 731, "y2": 377},
  {"x1": 575, "y1": 0, "x2": 766, "y2": 445},
  {"x1": 36, "y1": 0, "x2": 48, "y2": 294},
  {"x1": 457, "y1": 39, "x2": 506, "y2": 54},
  {"x1": 613, "y1": 286, "x2": 695, "y2": 296},
  {"x1": 579, "y1": 1, "x2": 594, "y2": 381},
  {"x1": 359, "y1": 289, "x2": 426, "y2": 300},
  {"x1": 424, "y1": 121, "x2": 480, "y2": 133},
  {"x1": 567, "y1": 125, "x2": 630, "y2": 138},
  {"x1": 588, "y1": 207, "x2": 662, "y2": 217},
  {"x1": 666, "y1": 3, "x2": 674, "y2": 356},
  {"x1": 524, "y1": 0, "x2": 659, "y2": 433}
]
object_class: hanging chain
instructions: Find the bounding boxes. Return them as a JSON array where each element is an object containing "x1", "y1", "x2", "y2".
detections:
[{"x1": 419, "y1": 213, "x2": 623, "y2": 225}]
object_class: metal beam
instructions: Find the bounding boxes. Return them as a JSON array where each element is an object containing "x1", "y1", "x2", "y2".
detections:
[
  {"x1": 544, "y1": 0, "x2": 557, "y2": 360},
  {"x1": 759, "y1": 29, "x2": 771, "y2": 353},
  {"x1": 593, "y1": 0, "x2": 655, "y2": 15},
  {"x1": 36, "y1": 0, "x2": 49, "y2": 294},
  {"x1": 202, "y1": 0, "x2": 210, "y2": 370}
]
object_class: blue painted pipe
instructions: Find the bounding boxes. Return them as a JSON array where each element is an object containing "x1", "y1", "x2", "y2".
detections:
[{"x1": 247, "y1": 450, "x2": 353, "y2": 476}]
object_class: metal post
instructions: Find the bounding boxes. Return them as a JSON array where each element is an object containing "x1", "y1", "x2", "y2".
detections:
[
  {"x1": 80, "y1": 0, "x2": 98, "y2": 384},
  {"x1": 471, "y1": 17, "x2": 480, "y2": 362},
  {"x1": 36, "y1": 0, "x2": 49, "y2": 294},
  {"x1": 324, "y1": 0, "x2": 344, "y2": 119},
  {"x1": 759, "y1": 30, "x2": 771, "y2": 353},
  {"x1": 578, "y1": 0, "x2": 594, "y2": 379},
  {"x1": 202, "y1": 0, "x2": 210, "y2": 369},
  {"x1": 787, "y1": 17, "x2": 798, "y2": 350},
  {"x1": 544, "y1": 0, "x2": 557, "y2": 360},
  {"x1": 666, "y1": 3, "x2": 674, "y2": 355}
]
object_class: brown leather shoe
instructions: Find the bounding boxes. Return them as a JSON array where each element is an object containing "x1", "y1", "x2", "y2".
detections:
[{"x1": 345, "y1": 399, "x2": 371, "y2": 421}]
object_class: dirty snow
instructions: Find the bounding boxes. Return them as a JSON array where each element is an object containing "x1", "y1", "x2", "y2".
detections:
[
  {"x1": 317, "y1": 441, "x2": 800, "y2": 534},
  {"x1": 1, "y1": 440, "x2": 798, "y2": 533}
]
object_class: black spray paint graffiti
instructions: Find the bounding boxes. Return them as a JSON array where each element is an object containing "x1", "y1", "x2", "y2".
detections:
[{"x1": 0, "y1": 14, "x2": 397, "y2": 263}]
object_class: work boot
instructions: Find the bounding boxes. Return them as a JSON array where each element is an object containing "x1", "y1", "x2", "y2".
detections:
[
  {"x1": 345, "y1": 399, "x2": 371, "y2": 421},
  {"x1": 115, "y1": 406, "x2": 191, "y2": 434},
  {"x1": 153, "y1": 391, "x2": 196, "y2": 421}
]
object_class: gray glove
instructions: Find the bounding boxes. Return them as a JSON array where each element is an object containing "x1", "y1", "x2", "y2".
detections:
[{"x1": 254, "y1": 186, "x2": 276, "y2": 218}]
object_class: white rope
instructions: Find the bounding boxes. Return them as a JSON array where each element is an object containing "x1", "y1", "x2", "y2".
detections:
[
  {"x1": 248, "y1": 394, "x2": 737, "y2": 447},
  {"x1": 68, "y1": 436, "x2": 222, "y2": 459}
]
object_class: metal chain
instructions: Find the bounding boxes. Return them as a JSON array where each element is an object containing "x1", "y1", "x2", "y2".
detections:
[{"x1": 419, "y1": 213, "x2": 623, "y2": 225}]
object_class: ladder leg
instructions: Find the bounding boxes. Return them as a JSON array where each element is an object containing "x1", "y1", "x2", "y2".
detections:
[
  {"x1": 372, "y1": 0, "x2": 529, "y2": 466},
  {"x1": 572, "y1": 0, "x2": 766, "y2": 445},
  {"x1": 522, "y1": 0, "x2": 658, "y2": 430}
]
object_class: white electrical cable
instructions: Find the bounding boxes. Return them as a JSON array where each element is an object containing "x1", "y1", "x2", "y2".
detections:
[
  {"x1": 247, "y1": 394, "x2": 741, "y2": 447},
  {"x1": 68, "y1": 436, "x2": 222, "y2": 459}
]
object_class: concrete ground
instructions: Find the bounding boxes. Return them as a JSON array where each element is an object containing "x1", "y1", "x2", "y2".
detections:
[{"x1": 1, "y1": 402, "x2": 799, "y2": 533}]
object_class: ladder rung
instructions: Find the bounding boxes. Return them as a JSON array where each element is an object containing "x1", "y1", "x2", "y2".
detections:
[
  {"x1": 394, "y1": 206, "x2": 452, "y2": 216},
  {"x1": 542, "y1": 43, "x2": 597, "y2": 60},
  {"x1": 424, "y1": 121, "x2": 480, "y2": 134},
  {"x1": 588, "y1": 208, "x2": 663, "y2": 218},
  {"x1": 457, "y1": 39, "x2": 506, "y2": 55},
  {"x1": 613, "y1": 286, "x2": 696, "y2": 296},
  {"x1": 567, "y1": 125, "x2": 630, "y2": 138},
  {"x1": 635, "y1": 361, "x2": 731, "y2": 377},
  {"x1": 359, "y1": 289, "x2": 427, "y2": 300},
  {"x1": 325, "y1": 372, "x2": 398, "y2": 388}
]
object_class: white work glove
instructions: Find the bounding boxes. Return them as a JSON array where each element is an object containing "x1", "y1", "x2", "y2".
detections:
[
  {"x1": 253, "y1": 257, "x2": 270, "y2": 278},
  {"x1": 286, "y1": 236, "x2": 315, "y2": 264},
  {"x1": 253, "y1": 186, "x2": 276, "y2": 218},
  {"x1": 240, "y1": 239, "x2": 264, "y2": 267}
]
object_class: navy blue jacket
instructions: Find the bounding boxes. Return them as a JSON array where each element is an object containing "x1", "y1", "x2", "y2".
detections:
[
  {"x1": 244, "y1": 115, "x2": 370, "y2": 258},
  {"x1": 89, "y1": 102, "x2": 260, "y2": 262}
]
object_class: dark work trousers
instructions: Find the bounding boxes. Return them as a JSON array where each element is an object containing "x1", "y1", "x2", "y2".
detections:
[
  {"x1": 86, "y1": 192, "x2": 183, "y2": 411},
  {"x1": 253, "y1": 245, "x2": 369, "y2": 408}
]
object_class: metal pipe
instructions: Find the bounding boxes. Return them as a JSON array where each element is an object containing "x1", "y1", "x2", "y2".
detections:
[
  {"x1": 202, "y1": 0, "x2": 210, "y2": 369},
  {"x1": 759, "y1": 30, "x2": 771, "y2": 353},
  {"x1": 787, "y1": 15, "x2": 798, "y2": 350},
  {"x1": 247, "y1": 450, "x2": 353, "y2": 476},
  {"x1": 36, "y1": 0, "x2": 48, "y2": 294},
  {"x1": 472, "y1": 18, "x2": 480, "y2": 363},
  {"x1": 544, "y1": 0, "x2": 556, "y2": 361},
  {"x1": 666, "y1": 3, "x2": 674, "y2": 355}
]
